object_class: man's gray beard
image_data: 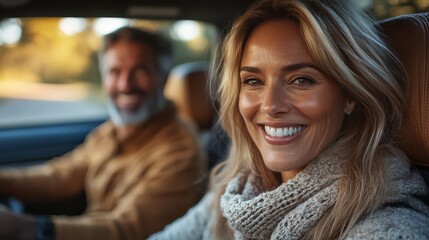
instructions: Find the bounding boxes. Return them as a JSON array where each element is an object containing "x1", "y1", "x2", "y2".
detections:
[{"x1": 107, "y1": 90, "x2": 167, "y2": 127}]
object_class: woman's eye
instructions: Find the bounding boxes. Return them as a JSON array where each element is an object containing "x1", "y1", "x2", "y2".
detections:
[
  {"x1": 242, "y1": 78, "x2": 262, "y2": 86},
  {"x1": 292, "y1": 77, "x2": 315, "y2": 86}
]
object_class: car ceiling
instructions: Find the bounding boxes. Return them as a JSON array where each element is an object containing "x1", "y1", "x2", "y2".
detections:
[{"x1": 0, "y1": 0, "x2": 256, "y2": 26}]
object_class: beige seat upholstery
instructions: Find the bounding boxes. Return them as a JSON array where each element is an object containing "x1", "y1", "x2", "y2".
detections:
[
  {"x1": 165, "y1": 62, "x2": 229, "y2": 169},
  {"x1": 379, "y1": 13, "x2": 429, "y2": 170},
  {"x1": 164, "y1": 61, "x2": 215, "y2": 131}
]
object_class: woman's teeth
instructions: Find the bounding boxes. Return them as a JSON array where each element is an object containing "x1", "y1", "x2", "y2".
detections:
[{"x1": 264, "y1": 125, "x2": 304, "y2": 137}]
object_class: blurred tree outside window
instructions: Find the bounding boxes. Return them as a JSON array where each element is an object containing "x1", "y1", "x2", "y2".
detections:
[{"x1": 369, "y1": 0, "x2": 429, "y2": 19}]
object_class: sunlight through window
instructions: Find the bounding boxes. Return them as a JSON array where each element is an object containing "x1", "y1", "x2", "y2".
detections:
[
  {"x1": 171, "y1": 20, "x2": 201, "y2": 41},
  {"x1": 0, "y1": 19, "x2": 22, "y2": 45},
  {"x1": 59, "y1": 18, "x2": 87, "y2": 36},
  {"x1": 93, "y1": 18, "x2": 130, "y2": 35}
]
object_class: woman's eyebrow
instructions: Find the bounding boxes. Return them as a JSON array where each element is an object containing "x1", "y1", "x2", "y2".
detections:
[
  {"x1": 281, "y1": 63, "x2": 322, "y2": 72},
  {"x1": 240, "y1": 63, "x2": 322, "y2": 74},
  {"x1": 240, "y1": 66, "x2": 260, "y2": 73}
]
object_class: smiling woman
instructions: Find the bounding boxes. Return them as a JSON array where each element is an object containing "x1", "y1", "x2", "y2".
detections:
[
  {"x1": 148, "y1": 0, "x2": 429, "y2": 239},
  {"x1": 238, "y1": 20, "x2": 356, "y2": 181}
]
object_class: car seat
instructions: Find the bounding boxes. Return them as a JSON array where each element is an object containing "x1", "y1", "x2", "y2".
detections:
[
  {"x1": 165, "y1": 61, "x2": 229, "y2": 169},
  {"x1": 165, "y1": 61, "x2": 215, "y2": 131},
  {"x1": 378, "y1": 13, "x2": 429, "y2": 186}
]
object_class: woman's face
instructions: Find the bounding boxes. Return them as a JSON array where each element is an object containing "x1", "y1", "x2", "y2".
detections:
[{"x1": 239, "y1": 20, "x2": 355, "y2": 182}]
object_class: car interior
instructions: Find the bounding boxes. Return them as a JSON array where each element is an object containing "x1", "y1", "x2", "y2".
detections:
[
  {"x1": 0, "y1": 0, "x2": 428, "y2": 217},
  {"x1": 0, "y1": 0, "x2": 254, "y2": 166},
  {"x1": 379, "y1": 12, "x2": 429, "y2": 198}
]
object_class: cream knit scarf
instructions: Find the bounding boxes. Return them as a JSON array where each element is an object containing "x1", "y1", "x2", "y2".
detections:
[
  {"x1": 220, "y1": 147, "x2": 428, "y2": 240},
  {"x1": 220, "y1": 149, "x2": 346, "y2": 239}
]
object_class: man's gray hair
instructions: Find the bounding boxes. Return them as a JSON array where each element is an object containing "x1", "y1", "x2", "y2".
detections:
[{"x1": 99, "y1": 26, "x2": 173, "y2": 79}]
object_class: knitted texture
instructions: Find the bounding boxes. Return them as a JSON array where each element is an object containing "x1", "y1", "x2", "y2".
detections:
[
  {"x1": 221, "y1": 149, "x2": 344, "y2": 239},
  {"x1": 149, "y1": 147, "x2": 429, "y2": 240},
  {"x1": 345, "y1": 207, "x2": 429, "y2": 239}
]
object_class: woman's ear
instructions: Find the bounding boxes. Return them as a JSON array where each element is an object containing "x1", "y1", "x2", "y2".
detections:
[{"x1": 344, "y1": 98, "x2": 357, "y2": 115}]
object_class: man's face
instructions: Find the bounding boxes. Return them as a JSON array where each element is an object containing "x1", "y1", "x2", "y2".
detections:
[{"x1": 102, "y1": 40, "x2": 165, "y2": 126}]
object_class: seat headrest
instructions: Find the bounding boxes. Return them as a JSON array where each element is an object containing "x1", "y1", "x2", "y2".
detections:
[
  {"x1": 378, "y1": 13, "x2": 429, "y2": 168},
  {"x1": 164, "y1": 61, "x2": 215, "y2": 130}
]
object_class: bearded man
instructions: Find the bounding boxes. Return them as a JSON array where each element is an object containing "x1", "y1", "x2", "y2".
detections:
[{"x1": 0, "y1": 27, "x2": 207, "y2": 240}]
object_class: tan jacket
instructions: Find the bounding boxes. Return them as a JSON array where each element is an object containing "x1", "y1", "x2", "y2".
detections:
[{"x1": 0, "y1": 106, "x2": 207, "y2": 240}]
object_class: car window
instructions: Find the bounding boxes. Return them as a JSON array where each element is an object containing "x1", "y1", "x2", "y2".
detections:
[
  {"x1": 366, "y1": 0, "x2": 429, "y2": 19},
  {"x1": 0, "y1": 17, "x2": 218, "y2": 128}
]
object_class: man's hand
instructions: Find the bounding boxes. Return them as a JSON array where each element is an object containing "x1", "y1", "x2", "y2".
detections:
[{"x1": 0, "y1": 204, "x2": 38, "y2": 240}]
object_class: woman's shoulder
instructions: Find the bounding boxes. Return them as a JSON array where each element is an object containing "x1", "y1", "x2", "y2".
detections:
[
  {"x1": 346, "y1": 204, "x2": 429, "y2": 239},
  {"x1": 148, "y1": 192, "x2": 217, "y2": 240}
]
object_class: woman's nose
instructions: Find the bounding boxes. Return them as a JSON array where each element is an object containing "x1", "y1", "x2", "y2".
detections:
[{"x1": 260, "y1": 85, "x2": 291, "y2": 116}]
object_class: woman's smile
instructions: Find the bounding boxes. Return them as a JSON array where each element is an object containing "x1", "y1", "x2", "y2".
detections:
[{"x1": 260, "y1": 124, "x2": 306, "y2": 144}]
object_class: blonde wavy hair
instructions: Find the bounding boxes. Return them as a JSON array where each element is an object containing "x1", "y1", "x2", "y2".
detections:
[{"x1": 209, "y1": 0, "x2": 407, "y2": 239}]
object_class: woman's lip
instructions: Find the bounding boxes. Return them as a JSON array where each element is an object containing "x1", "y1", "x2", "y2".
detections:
[{"x1": 258, "y1": 122, "x2": 304, "y2": 128}]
